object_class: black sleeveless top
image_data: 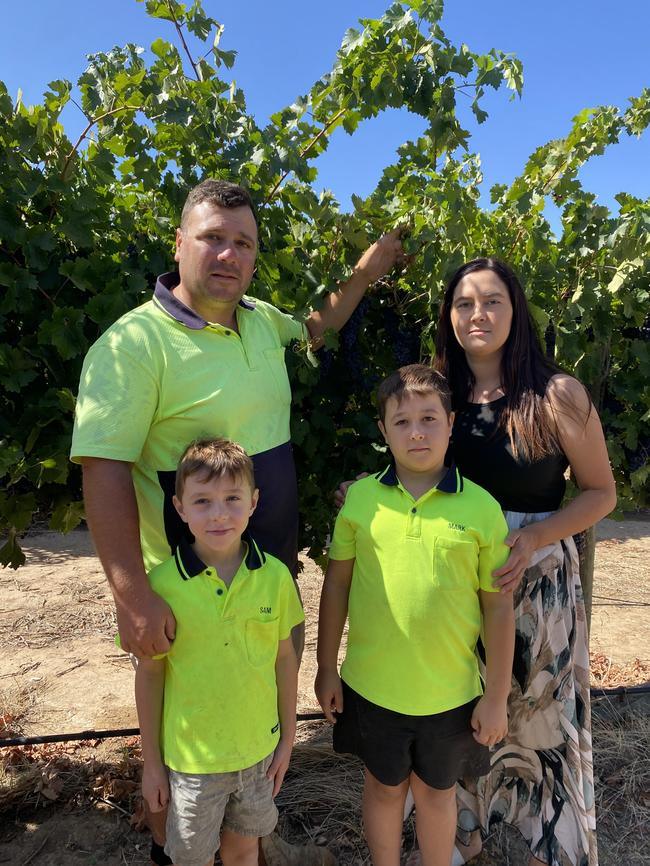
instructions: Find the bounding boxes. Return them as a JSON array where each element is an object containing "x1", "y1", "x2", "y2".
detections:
[{"x1": 451, "y1": 396, "x2": 569, "y2": 513}]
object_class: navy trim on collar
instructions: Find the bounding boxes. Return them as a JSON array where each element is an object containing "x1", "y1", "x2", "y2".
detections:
[
  {"x1": 438, "y1": 463, "x2": 463, "y2": 493},
  {"x1": 174, "y1": 536, "x2": 205, "y2": 579},
  {"x1": 243, "y1": 530, "x2": 266, "y2": 569},
  {"x1": 377, "y1": 461, "x2": 463, "y2": 494},
  {"x1": 154, "y1": 272, "x2": 256, "y2": 330},
  {"x1": 174, "y1": 531, "x2": 266, "y2": 580},
  {"x1": 377, "y1": 462, "x2": 399, "y2": 486}
]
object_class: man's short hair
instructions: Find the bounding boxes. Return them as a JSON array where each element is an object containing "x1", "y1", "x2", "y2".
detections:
[
  {"x1": 180, "y1": 179, "x2": 257, "y2": 229},
  {"x1": 175, "y1": 437, "x2": 256, "y2": 499},
  {"x1": 376, "y1": 364, "x2": 452, "y2": 422}
]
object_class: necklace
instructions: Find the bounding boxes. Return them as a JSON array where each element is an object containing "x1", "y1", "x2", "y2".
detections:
[{"x1": 472, "y1": 383, "x2": 504, "y2": 402}]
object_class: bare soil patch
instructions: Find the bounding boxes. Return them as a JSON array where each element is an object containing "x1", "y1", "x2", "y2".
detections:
[
  {"x1": 590, "y1": 518, "x2": 650, "y2": 667},
  {"x1": 1, "y1": 517, "x2": 648, "y2": 865}
]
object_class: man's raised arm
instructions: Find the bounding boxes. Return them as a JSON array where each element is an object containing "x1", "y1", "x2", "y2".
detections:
[
  {"x1": 305, "y1": 228, "x2": 404, "y2": 348},
  {"x1": 81, "y1": 457, "x2": 175, "y2": 657}
]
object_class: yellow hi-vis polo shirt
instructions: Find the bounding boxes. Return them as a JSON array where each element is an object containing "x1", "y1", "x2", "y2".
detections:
[
  {"x1": 71, "y1": 273, "x2": 308, "y2": 571},
  {"x1": 150, "y1": 534, "x2": 304, "y2": 774},
  {"x1": 329, "y1": 463, "x2": 509, "y2": 716}
]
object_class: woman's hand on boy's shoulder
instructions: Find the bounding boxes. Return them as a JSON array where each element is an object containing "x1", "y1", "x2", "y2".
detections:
[
  {"x1": 333, "y1": 473, "x2": 369, "y2": 510},
  {"x1": 470, "y1": 694, "x2": 508, "y2": 748},
  {"x1": 315, "y1": 667, "x2": 343, "y2": 724}
]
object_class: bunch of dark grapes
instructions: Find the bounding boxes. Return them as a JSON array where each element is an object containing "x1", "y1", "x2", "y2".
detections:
[
  {"x1": 394, "y1": 325, "x2": 420, "y2": 366},
  {"x1": 383, "y1": 305, "x2": 400, "y2": 343},
  {"x1": 628, "y1": 436, "x2": 650, "y2": 474},
  {"x1": 340, "y1": 297, "x2": 369, "y2": 386},
  {"x1": 383, "y1": 305, "x2": 420, "y2": 367},
  {"x1": 544, "y1": 322, "x2": 556, "y2": 359},
  {"x1": 602, "y1": 392, "x2": 624, "y2": 416},
  {"x1": 620, "y1": 316, "x2": 650, "y2": 342},
  {"x1": 318, "y1": 347, "x2": 333, "y2": 381}
]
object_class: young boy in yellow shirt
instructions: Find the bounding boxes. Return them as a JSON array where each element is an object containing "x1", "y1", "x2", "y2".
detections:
[
  {"x1": 135, "y1": 438, "x2": 303, "y2": 866},
  {"x1": 316, "y1": 365, "x2": 515, "y2": 866}
]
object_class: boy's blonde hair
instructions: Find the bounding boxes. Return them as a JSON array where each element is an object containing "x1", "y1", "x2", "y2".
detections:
[
  {"x1": 377, "y1": 364, "x2": 452, "y2": 422},
  {"x1": 175, "y1": 438, "x2": 255, "y2": 499}
]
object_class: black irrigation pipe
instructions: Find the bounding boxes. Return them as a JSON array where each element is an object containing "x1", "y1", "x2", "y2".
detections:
[
  {"x1": 590, "y1": 684, "x2": 650, "y2": 698},
  {"x1": 3, "y1": 690, "x2": 650, "y2": 749},
  {"x1": 0, "y1": 712, "x2": 327, "y2": 748}
]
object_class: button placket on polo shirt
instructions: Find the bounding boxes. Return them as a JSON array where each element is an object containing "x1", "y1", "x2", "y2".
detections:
[
  {"x1": 395, "y1": 484, "x2": 421, "y2": 540},
  {"x1": 235, "y1": 307, "x2": 258, "y2": 370},
  {"x1": 205, "y1": 321, "x2": 256, "y2": 371},
  {"x1": 204, "y1": 567, "x2": 234, "y2": 647},
  {"x1": 405, "y1": 497, "x2": 421, "y2": 539},
  {"x1": 402, "y1": 485, "x2": 440, "y2": 539}
]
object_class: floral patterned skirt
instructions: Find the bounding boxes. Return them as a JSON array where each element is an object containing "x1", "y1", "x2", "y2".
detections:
[{"x1": 456, "y1": 510, "x2": 597, "y2": 866}]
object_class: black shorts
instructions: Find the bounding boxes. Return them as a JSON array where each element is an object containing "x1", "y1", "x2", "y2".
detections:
[{"x1": 333, "y1": 680, "x2": 490, "y2": 788}]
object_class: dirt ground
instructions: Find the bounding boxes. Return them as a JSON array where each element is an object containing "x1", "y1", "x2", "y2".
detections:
[{"x1": 1, "y1": 517, "x2": 649, "y2": 865}]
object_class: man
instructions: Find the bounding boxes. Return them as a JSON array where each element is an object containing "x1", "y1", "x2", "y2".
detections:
[
  {"x1": 71, "y1": 179, "x2": 402, "y2": 866},
  {"x1": 72, "y1": 179, "x2": 401, "y2": 655}
]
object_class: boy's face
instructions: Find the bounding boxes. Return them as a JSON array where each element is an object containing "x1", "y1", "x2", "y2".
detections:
[
  {"x1": 378, "y1": 391, "x2": 453, "y2": 477},
  {"x1": 173, "y1": 473, "x2": 258, "y2": 560}
]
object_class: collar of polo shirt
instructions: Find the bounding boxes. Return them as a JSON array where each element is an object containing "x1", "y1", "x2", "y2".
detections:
[
  {"x1": 154, "y1": 272, "x2": 256, "y2": 330},
  {"x1": 172, "y1": 531, "x2": 266, "y2": 580},
  {"x1": 376, "y1": 461, "x2": 463, "y2": 494}
]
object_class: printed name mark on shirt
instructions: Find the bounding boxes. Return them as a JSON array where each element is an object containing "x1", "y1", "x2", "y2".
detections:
[
  {"x1": 260, "y1": 606, "x2": 272, "y2": 614},
  {"x1": 448, "y1": 522, "x2": 466, "y2": 532}
]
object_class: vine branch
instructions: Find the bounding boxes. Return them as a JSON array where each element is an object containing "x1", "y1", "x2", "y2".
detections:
[
  {"x1": 69, "y1": 97, "x2": 92, "y2": 124},
  {"x1": 409, "y1": 24, "x2": 428, "y2": 64},
  {"x1": 61, "y1": 105, "x2": 140, "y2": 179},
  {"x1": 167, "y1": 1, "x2": 200, "y2": 81},
  {"x1": 505, "y1": 158, "x2": 574, "y2": 257},
  {"x1": 1, "y1": 243, "x2": 56, "y2": 307},
  {"x1": 0, "y1": 242, "x2": 23, "y2": 268},
  {"x1": 265, "y1": 107, "x2": 348, "y2": 203},
  {"x1": 36, "y1": 285, "x2": 56, "y2": 308}
]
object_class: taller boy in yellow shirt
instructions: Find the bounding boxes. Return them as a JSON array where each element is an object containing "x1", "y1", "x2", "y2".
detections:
[{"x1": 316, "y1": 365, "x2": 515, "y2": 866}]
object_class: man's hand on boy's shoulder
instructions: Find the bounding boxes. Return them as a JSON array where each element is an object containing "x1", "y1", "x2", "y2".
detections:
[
  {"x1": 470, "y1": 694, "x2": 508, "y2": 748},
  {"x1": 267, "y1": 736, "x2": 293, "y2": 797},
  {"x1": 116, "y1": 590, "x2": 176, "y2": 657},
  {"x1": 315, "y1": 668, "x2": 344, "y2": 724}
]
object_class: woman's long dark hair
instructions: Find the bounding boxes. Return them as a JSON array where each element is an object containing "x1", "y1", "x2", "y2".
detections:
[{"x1": 434, "y1": 257, "x2": 582, "y2": 462}]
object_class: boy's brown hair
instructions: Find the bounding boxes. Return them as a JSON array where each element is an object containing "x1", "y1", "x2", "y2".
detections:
[
  {"x1": 376, "y1": 364, "x2": 452, "y2": 422},
  {"x1": 175, "y1": 438, "x2": 255, "y2": 499}
]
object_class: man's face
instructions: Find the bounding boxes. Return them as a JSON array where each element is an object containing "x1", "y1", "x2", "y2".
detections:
[{"x1": 174, "y1": 202, "x2": 258, "y2": 320}]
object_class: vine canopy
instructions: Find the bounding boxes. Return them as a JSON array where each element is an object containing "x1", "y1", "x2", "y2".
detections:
[{"x1": 1, "y1": 0, "x2": 648, "y2": 567}]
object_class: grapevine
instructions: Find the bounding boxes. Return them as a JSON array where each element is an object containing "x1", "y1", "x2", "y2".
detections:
[{"x1": 0, "y1": 0, "x2": 648, "y2": 570}]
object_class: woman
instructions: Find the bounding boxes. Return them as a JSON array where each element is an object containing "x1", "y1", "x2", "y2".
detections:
[
  {"x1": 429, "y1": 257, "x2": 615, "y2": 866},
  {"x1": 337, "y1": 258, "x2": 616, "y2": 864}
]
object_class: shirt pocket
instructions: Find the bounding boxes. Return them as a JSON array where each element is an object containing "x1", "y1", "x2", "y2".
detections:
[
  {"x1": 433, "y1": 537, "x2": 478, "y2": 591},
  {"x1": 263, "y1": 347, "x2": 291, "y2": 405},
  {"x1": 245, "y1": 617, "x2": 279, "y2": 667}
]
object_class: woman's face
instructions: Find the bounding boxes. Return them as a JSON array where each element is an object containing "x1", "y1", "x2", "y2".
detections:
[{"x1": 449, "y1": 269, "x2": 513, "y2": 359}]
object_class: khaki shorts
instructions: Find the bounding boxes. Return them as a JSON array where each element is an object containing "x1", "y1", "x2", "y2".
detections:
[{"x1": 165, "y1": 753, "x2": 278, "y2": 866}]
